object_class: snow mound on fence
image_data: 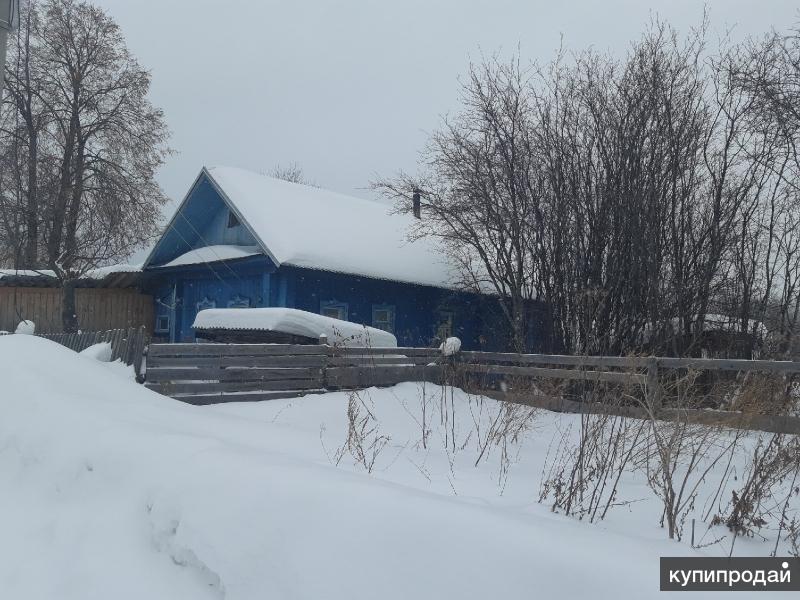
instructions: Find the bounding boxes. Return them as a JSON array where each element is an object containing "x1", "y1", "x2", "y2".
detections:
[
  {"x1": 80, "y1": 342, "x2": 113, "y2": 362},
  {"x1": 15, "y1": 320, "x2": 35, "y2": 335},
  {"x1": 439, "y1": 336, "x2": 461, "y2": 356},
  {"x1": 193, "y1": 307, "x2": 397, "y2": 347}
]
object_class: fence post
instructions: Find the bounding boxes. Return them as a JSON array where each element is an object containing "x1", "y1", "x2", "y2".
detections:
[
  {"x1": 134, "y1": 326, "x2": 147, "y2": 384},
  {"x1": 319, "y1": 334, "x2": 330, "y2": 390},
  {"x1": 646, "y1": 356, "x2": 662, "y2": 414}
]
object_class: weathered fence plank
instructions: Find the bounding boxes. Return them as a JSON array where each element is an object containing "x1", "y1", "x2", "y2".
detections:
[
  {"x1": 326, "y1": 365, "x2": 441, "y2": 388},
  {"x1": 327, "y1": 355, "x2": 439, "y2": 367},
  {"x1": 167, "y1": 390, "x2": 326, "y2": 405},
  {"x1": 148, "y1": 343, "x2": 330, "y2": 357},
  {"x1": 38, "y1": 326, "x2": 148, "y2": 378},
  {"x1": 458, "y1": 351, "x2": 646, "y2": 369},
  {"x1": 459, "y1": 363, "x2": 642, "y2": 385},
  {"x1": 148, "y1": 355, "x2": 327, "y2": 369}
]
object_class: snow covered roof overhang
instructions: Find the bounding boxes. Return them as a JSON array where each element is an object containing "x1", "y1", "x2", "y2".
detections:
[
  {"x1": 201, "y1": 166, "x2": 462, "y2": 290},
  {"x1": 0, "y1": 266, "x2": 142, "y2": 288}
]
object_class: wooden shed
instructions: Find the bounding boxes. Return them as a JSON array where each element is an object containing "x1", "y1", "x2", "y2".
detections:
[{"x1": 0, "y1": 268, "x2": 153, "y2": 334}]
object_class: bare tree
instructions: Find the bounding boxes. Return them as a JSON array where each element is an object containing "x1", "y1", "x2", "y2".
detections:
[
  {"x1": 375, "y1": 56, "x2": 545, "y2": 352},
  {"x1": 0, "y1": 0, "x2": 170, "y2": 331},
  {"x1": 378, "y1": 18, "x2": 800, "y2": 357},
  {"x1": 269, "y1": 162, "x2": 315, "y2": 186}
]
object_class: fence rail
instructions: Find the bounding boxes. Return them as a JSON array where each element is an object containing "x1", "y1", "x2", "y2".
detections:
[{"x1": 145, "y1": 343, "x2": 443, "y2": 404}]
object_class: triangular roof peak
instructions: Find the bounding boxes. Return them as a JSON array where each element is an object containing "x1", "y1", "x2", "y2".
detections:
[{"x1": 146, "y1": 166, "x2": 457, "y2": 289}]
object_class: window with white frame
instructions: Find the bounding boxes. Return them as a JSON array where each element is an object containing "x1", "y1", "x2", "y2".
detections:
[
  {"x1": 155, "y1": 315, "x2": 170, "y2": 333},
  {"x1": 320, "y1": 300, "x2": 348, "y2": 321},
  {"x1": 372, "y1": 304, "x2": 395, "y2": 333},
  {"x1": 227, "y1": 294, "x2": 250, "y2": 308}
]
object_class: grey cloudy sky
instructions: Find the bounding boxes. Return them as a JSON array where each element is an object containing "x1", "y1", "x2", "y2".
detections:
[{"x1": 93, "y1": 0, "x2": 798, "y2": 206}]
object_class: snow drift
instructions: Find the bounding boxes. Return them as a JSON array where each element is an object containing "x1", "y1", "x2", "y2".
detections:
[{"x1": 0, "y1": 335, "x2": 791, "y2": 599}]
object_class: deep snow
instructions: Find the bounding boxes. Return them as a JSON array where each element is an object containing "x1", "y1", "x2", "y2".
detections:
[{"x1": 0, "y1": 335, "x2": 795, "y2": 599}]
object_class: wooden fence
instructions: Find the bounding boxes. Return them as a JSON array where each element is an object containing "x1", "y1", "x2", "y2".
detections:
[
  {"x1": 0, "y1": 287, "x2": 153, "y2": 333},
  {"x1": 144, "y1": 344, "x2": 443, "y2": 404},
  {"x1": 39, "y1": 326, "x2": 148, "y2": 376},
  {"x1": 143, "y1": 343, "x2": 800, "y2": 433},
  {"x1": 455, "y1": 351, "x2": 800, "y2": 434}
]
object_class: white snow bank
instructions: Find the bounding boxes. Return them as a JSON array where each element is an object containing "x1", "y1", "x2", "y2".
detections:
[
  {"x1": 193, "y1": 307, "x2": 398, "y2": 347},
  {"x1": 440, "y1": 336, "x2": 461, "y2": 356},
  {"x1": 15, "y1": 320, "x2": 35, "y2": 335},
  {"x1": 156, "y1": 245, "x2": 261, "y2": 268},
  {"x1": 0, "y1": 335, "x2": 794, "y2": 600},
  {"x1": 80, "y1": 342, "x2": 113, "y2": 362}
]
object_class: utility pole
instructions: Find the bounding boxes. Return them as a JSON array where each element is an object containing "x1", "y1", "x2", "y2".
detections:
[{"x1": 0, "y1": 0, "x2": 20, "y2": 101}]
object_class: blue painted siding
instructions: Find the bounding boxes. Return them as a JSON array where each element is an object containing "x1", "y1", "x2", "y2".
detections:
[
  {"x1": 145, "y1": 258, "x2": 547, "y2": 349},
  {"x1": 146, "y1": 256, "x2": 276, "y2": 342},
  {"x1": 147, "y1": 175, "x2": 258, "y2": 268},
  {"x1": 286, "y1": 266, "x2": 495, "y2": 349}
]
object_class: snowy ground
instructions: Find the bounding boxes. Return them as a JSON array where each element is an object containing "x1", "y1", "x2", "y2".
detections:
[{"x1": 0, "y1": 335, "x2": 796, "y2": 599}]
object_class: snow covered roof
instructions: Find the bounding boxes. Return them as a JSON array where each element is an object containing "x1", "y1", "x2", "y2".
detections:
[
  {"x1": 0, "y1": 269, "x2": 50, "y2": 279},
  {"x1": 155, "y1": 245, "x2": 261, "y2": 269},
  {"x1": 0, "y1": 264, "x2": 141, "y2": 285},
  {"x1": 193, "y1": 307, "x2": 398, "y2": 347},
  {"x1": 204, "y1": 166, "x2": 457, "y2": 289},
  {"x1": 0, "y1": 264, "x2": 141, "y2": 278}
]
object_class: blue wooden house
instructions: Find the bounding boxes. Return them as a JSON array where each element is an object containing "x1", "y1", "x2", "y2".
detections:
[{"x1": 142, "y1": 167, "x2": 545, "y2": 350}]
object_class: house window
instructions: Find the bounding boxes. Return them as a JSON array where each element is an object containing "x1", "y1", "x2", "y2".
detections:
[
  {"x1": 372, "y1": 304, "x2": 395, "y2": 333},
  {"x1": 197, "y1": 296, "x2": 216, "y2": 312},
  {"x1": 227, "y1": 294, "x2": 250, "y2": 308},
  {"x1": 227, "y1": 210, "x2": 240, "y2": 228},
  {"x1": 437, "y1": 311, "x2": 454, "y2": 340},
  {"x1": 155, "y1": 315, "x2": 170, "y2": 333},
  {"x1": 320, "y1": 300, "x2": 348, "y2": 321}
]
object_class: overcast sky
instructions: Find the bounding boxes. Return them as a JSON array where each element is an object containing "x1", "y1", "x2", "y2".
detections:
[{"x1": 93, "y1": 0, "x2": 798, "y2": 207}]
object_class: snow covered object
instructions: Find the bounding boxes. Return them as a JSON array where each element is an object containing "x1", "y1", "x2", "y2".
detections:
[
  {"x1": 79, "y1": 342, "x2": 113, "y2": 362},
  {"x1": 439, "y1": 337, "x2": 461, "y2": 356},
  {"x1": 15, "y1": 320, "x2": 35, "y2": 335},
  {"x1": 193, "y1": 307, "x2": 397, "y2": 348}
]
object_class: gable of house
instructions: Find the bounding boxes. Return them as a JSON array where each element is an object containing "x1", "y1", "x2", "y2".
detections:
[{"x1": 145, "y1": 171, "x2": 263, "y2": 269}]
